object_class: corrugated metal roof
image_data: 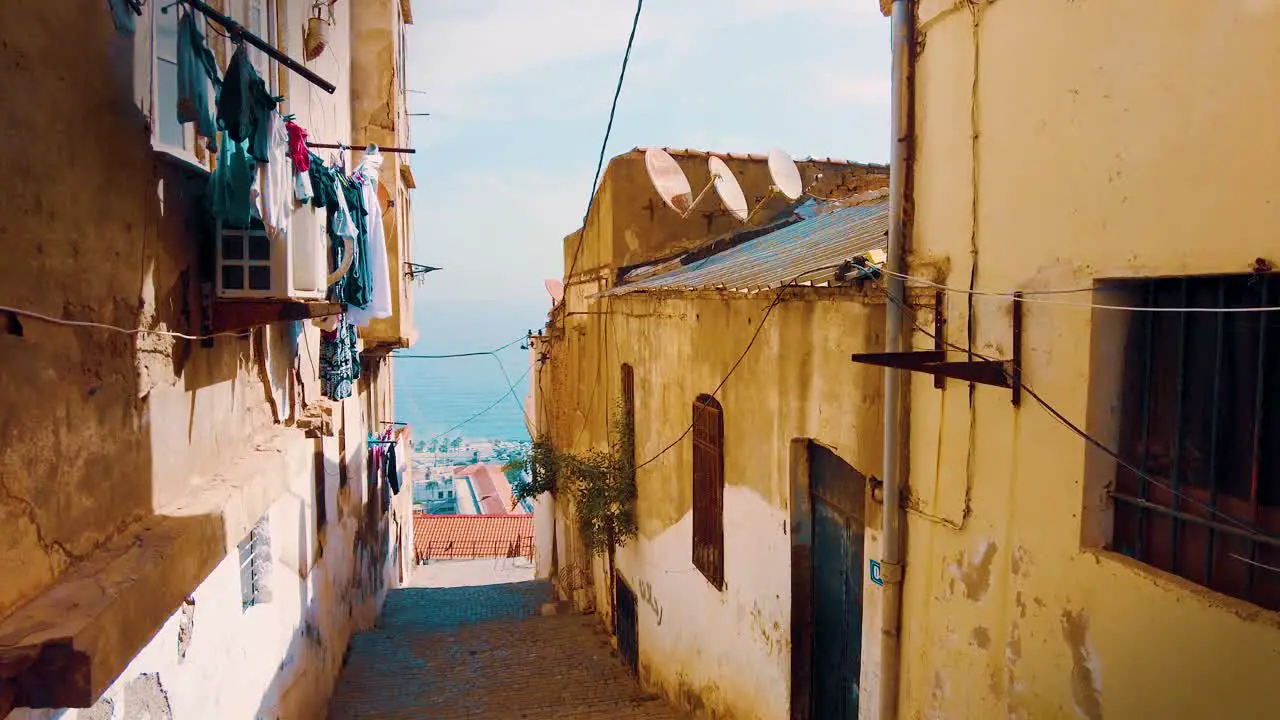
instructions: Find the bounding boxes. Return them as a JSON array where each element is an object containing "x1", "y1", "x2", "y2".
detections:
[
  {"x1": 636, "y1": 146, "x2": 890, "y2": 170},
  {"x1": 603, "y1": 195, "x2": 889, "y2": 295}
]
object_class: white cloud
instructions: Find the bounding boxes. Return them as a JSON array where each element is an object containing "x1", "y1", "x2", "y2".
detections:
[{"x1": 405, "y1": 0, "x2": 883, "y2": 120}]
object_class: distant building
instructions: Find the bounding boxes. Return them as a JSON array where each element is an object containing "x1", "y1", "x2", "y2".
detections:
[{"x1": 417, "y1": 476, "x2": 458, "y2": 515}]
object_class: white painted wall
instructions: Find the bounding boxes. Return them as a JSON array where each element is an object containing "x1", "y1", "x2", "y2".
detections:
[
  {"x1": 612, "y1": 486, "x2": 791, "y2": 720},
  {"x1": 533, "y1": 491, "x2": 555, "y2": 579}
]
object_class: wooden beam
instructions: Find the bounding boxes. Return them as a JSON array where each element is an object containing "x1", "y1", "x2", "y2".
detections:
[{"x1": 211, "y1": 300, "x2": 342, "y2": 334}]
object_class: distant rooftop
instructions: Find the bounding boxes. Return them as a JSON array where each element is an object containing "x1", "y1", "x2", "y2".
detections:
[
  {"x1": 413, "y1": 514, "x2": 533, "y2": 562},
  {"x1": 603, "y1": 189, "x2": 889, "y2": 295}
]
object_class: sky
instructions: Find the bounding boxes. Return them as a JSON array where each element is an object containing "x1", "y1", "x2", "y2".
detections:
[{"x1": 393, "y1": 0, "x2": 892, "y2": 441}]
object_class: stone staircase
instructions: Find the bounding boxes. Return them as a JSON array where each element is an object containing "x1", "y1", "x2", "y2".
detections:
[{"x1": 327, "y1": 581, "x2": 683, "y2": 719}]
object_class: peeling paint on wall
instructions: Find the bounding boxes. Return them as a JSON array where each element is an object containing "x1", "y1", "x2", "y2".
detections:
[
  {"x1": 1061, "y1": 609, "x2": 1102, "y2": 720},
  {"x1": 950, "y1": 540, "x2": 998, "y2": 601}
]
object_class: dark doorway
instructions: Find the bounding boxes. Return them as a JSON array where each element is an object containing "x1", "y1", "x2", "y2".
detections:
[
  {"x1": 791, "y1": 440, "x2": 866, "y2": 720},
  {"x1": 615, "y1": 572, "x2": 640, "y2": 676}
]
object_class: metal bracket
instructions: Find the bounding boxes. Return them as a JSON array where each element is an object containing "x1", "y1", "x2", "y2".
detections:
[
  {"x1": 403, "y1": 263, "x2": 441, "y2": 281},
  {"x1": 852, "y1": 291, "x2": 1022, "y2": 406}
]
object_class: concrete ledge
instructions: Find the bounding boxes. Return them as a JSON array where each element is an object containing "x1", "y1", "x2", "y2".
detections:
[{"x1": 0, "y1": 428, "x2": 311, "y2": 709}]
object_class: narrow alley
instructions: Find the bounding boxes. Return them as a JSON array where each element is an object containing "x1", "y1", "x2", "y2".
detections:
[{"x1": 327, "y1": 581, "x2": 683, "y2": 719}]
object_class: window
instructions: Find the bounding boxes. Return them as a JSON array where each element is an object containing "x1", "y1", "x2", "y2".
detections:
[
  {"x1": 238, "y1": 517, "x2": 272, "y2": 609},
  {"x1": 692, "y1": 394, "x2": 724, "y2": 590},
  {"x1": 153, "y1": 5, "x2": 191, "y2": 155},
  {"x1": 313, "y1": 438, "x2": 327, "y2": 538},
  {"x1": 1111, "y1": 274, "x2": 1280, "y2": 610},
  {"x1": 152, "y1": 1, "x2": 279, "y2": 160},
  {"x1": 621, "y1": 363, "x2": 636, "y2": 465}
]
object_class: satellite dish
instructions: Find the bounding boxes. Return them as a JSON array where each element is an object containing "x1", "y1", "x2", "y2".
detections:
[
  {"x1": 767, "y1": 148, "x2": 803, "y2": 200},
  {"x1": 708, "y1": 156, "x2": 748, "y2": 222},
  {"x1": 545, "y1": 279, "x2": 564, "y2": 305},
  {"x1": 644, "y1": 147, "x2": 693, "y2": 213}
]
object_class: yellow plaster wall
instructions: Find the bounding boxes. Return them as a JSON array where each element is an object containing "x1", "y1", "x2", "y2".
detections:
[
  {"x1": 352, "y1": 0, "x2": 417, "y2": 348},
  {"x1": 895, "y1": 1, "x2": 1280, "y2": 718},
  {"x1": 0, "y1": 0, "x2": 411, "y2": 712},
  {"x1": 541, "y1": 288, "x2": 884, "y2": 720}
]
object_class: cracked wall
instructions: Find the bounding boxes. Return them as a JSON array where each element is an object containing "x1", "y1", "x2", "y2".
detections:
[{"x1": 895, "y1": 1, "x2": 1280, "y2": 719}]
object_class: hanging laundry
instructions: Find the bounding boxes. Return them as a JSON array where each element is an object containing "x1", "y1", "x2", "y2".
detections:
[
  {"x1": 307, "y1": 154, "x2": 339, "y2": 211},
  {"x1": 258, "y1": 112, "x2": 291, "y2": 238},
  {"x1": 285, "y1": 120, "x2": 311, "y2": 172},
  {"x1": 217, "y1": 45, "x2": 279, "y2": 163},
  {"x1": 108, "y1": 0, "x2": 141, "y2": 37},
  {"x1": 384, "y1": 441, "x2": 401, "y2": 495},
  {"x1": 176, "y1": 10, "x2": 222, "y2": 152},
  {"x1": 347, "y1": 154, "x2": 393, "y2": 327},
  {"x1": 319, "y1": 315, "x2": 358, "y2": 401},
  {"x1": 331, "y1": 177, "x2": 359, "y2": 243},
  {"x1": 339, "y1": 177, "x2": 374, "y2": 310},
  {"x1": 294, "y1": 170, "x2": 314, "y2": 204},
  {"x1": 208, "y1": 132, "x2": 257, "y2": 229}
]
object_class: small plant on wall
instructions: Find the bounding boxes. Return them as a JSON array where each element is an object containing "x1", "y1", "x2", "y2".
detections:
[{"x1": 505, "y1": 400, "x2": 637, "y2": 554}]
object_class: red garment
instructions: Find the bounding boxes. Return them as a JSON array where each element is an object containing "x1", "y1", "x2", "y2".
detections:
[{"x1": 285, "y1": 119, "x2": 311, "y2": 172}]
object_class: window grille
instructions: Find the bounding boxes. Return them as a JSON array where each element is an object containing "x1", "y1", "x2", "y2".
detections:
[
  {"x1": 1111, "y1": 274, "x2": 1280, "y2": 610},
  {"x1": 692, "y1": 394, "x2": 725, "y2": 590}
]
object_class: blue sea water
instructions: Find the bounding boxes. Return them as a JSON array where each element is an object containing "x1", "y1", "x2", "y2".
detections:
[{"x1": 392, "y1": 297, "x2": 547, "y2": 443}]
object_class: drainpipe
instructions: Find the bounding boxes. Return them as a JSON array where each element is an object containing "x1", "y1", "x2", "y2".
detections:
[{"x1": 880, "y1": 1, "x2": 914, "y2": 719}]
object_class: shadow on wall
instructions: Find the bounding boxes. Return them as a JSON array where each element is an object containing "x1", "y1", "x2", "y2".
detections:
[
  {"x1": 0, "y1": 4, "x2": 302, "y2": 712},
  {"x1": 249, "y1": 453, "x2": 395, "y2": 720}
]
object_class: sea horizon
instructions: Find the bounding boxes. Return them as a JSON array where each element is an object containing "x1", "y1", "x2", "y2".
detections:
[{"x1": 392, "y1": 296, "x2": 547, "y2": 444}]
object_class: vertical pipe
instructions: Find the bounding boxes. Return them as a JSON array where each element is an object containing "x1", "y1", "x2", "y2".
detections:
[{"x1": 880, "y1": 1, "x2": 913, "y2": 718}]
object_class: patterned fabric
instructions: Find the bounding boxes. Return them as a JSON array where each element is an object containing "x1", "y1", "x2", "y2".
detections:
[{"x1": 320, "y1": 315, "x2": 359, "y2": 400}]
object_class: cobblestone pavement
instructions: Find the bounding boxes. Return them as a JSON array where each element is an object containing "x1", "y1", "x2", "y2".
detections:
[{"x1": 327, "y1": 581, "x2": 684, "y2": 719}]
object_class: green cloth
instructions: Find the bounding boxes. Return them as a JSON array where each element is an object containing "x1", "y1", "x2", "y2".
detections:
[
  {"x1": 216, "y1": 46, "x2": 278, "y2": 162},
  {"x1": 340, "y1": 178, "x2": 373, "y2": 309},
  {"x1": 177, "y1": 11, "x2": 222, "y2": 152},
  {"x1": 107, "y1": 0, "x2": 140, "y2": 37},
  {"x1": 208, "y1": 132, "x2": 257, "y2": 229}
]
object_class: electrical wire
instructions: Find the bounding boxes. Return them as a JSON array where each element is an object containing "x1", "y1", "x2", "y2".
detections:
[
  {"x1": 630, "y1": 267, "x2": 842, "y2": 472},
  {"x1": 880, "y1": 267, "x2": 1280, "y2": 310},
  {"x1": 0, "y1": 304, "x2": 247, "y2": 340},
  {"x1": 425, "y1": 365, "x2": 533, "y2": 443},
  {"x1": 875, "y1": 283, "x2": 1280, "y2": 541},
  {"x1": 391, "y1": 335, "x2": 526, "y2": 359},
  {"x1": 561, "y1": 0, "x2": 644, "y2": 316}
]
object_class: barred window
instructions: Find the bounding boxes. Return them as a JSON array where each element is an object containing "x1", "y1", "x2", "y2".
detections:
[
  {"x1": 1111, "y1": 274, "x2": 1280, "y2": 610},
  {"x1": 239, "y1": 516, "x2": 272, "y2": 610},
  {"x1": 692, "y1": 394, "x2": 724, "y2": 590}
]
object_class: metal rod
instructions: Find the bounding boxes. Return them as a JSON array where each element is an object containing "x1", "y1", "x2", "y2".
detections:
[
  {"x1": 1011, "y1": 291, "x2": 1022, "y2": 407},
  {"x1": 1248, "y1": 274, "x2": 1270, "y2": 595},
  {"x1": 308, "y1": 142, "x2": 416, "y2": 154},
  {"x1": 1137, "y1": 282, "x2": 1156, "y2": 559},
  {"x1": 179, "y1": 0, "x2": 336, "y2": 94},
  {"x1": 1111, "y1": 492, "x2": 1280, "y2": 550},
  {"x1": 933, "y1": 290, "x2": 945, "y2": 390},
  {"x1": 1170, "y1": 279, "x2": 1190, "y2": 574},
  {"x1": 1205, "y1": 278, "x2": 1226, "y2": 584},
  {"x1": 381, "y1": 422, "x2": 408, "y2": 426}
]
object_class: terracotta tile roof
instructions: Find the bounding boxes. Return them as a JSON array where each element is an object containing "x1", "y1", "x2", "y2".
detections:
[{"x1": 413, "y1": 513, "x2": 534, "y2": 561}]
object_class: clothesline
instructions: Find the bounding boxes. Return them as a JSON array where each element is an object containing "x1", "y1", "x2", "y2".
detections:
[
  {"x1": 170, "y1": 0, "x2": 336, "y2": 93},
  {"x1": 308, "y1": 142, "x2": 417, "y2": 155}
]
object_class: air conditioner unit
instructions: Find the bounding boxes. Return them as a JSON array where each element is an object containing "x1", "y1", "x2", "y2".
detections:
[{"x1": 215, "y1": 207, "x2": 327, "y2": 300}]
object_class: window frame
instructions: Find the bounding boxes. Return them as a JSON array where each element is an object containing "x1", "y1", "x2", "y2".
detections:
[
  {"x1": 151, "y1": 3, "x2": 200, "y2": 165},
  {"x1": 149, "y1": 1, "x2": 280, "y2": 166},
  {"x1": 692, "y1": 393, "x2": 725, "y2": 590},
  {"x1": 1109, "y1": 273, "x2": 1280, "y2": 610},
  {"x1": 238, "y1": 516, "x2": 272, "y2": 610}
]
